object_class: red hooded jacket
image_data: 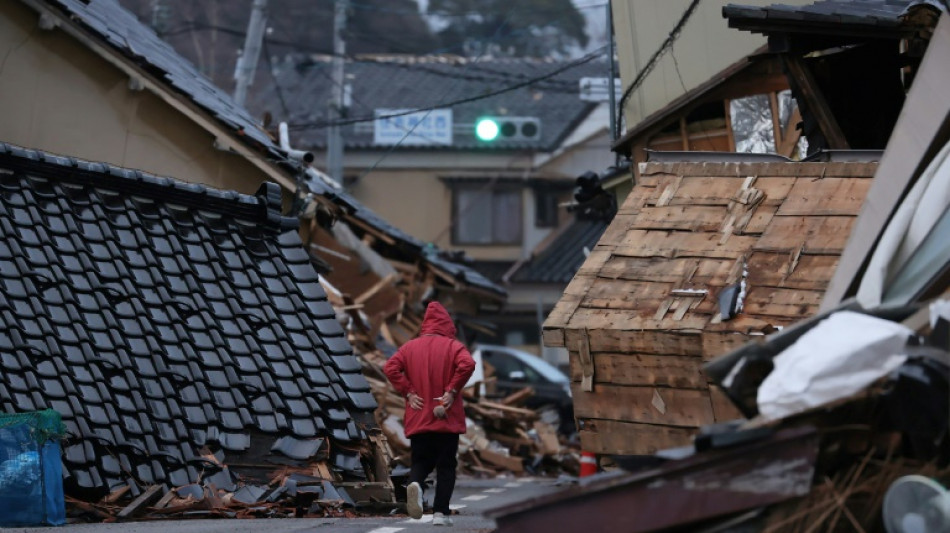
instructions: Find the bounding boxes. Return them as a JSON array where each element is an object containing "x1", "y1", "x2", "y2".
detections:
[{"x1": 383, "y1": 302, "x2": 475, "y2": 437}]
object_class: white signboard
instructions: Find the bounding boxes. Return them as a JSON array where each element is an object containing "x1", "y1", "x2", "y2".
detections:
[{"x1": 373, "y1": 108, "x2": 453, "y2": 146}]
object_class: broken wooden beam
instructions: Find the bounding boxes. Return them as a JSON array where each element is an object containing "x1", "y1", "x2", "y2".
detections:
[{"x1": 117, "y1": 485, "x2": 165, "y2": 520}]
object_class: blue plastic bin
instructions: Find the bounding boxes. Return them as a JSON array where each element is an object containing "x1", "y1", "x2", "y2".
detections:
[{"x1": 0, "y1": 410, "x2": 66, "y2": 527}]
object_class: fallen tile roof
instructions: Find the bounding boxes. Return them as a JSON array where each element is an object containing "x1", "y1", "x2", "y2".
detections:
[
  {"x1": 508, "y1": 219, "x2": 609, "y2": 284},
  {"x1": 543, "y1": 159, "x2": 879, "y2": 455},
  {"x1": 251, "y1": 56, "x2": 605, "y2": 151},
  {"x1": 0, "y1": 141, "x2": 376, "y2": 498}
]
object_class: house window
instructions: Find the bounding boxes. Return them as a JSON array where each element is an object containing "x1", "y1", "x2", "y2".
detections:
[
  {"x1": 535, "y1": 189, "x2": 559, "y2": 228},
  {"x1": 453, "y1": 187, "x2": 522, "y2": 245}
]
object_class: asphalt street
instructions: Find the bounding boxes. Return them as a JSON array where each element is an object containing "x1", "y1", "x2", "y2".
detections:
[{"x1": 5, "y1": 475, "x2": 567, "y2": 533}]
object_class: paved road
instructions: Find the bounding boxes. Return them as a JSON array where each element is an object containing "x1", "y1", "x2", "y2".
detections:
[{"x1": 6, "y1": 476, "x2": 567, "y2": 533}]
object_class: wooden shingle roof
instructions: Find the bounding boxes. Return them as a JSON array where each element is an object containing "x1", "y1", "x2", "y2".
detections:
[{"x1": 543, "y1": 160, "x2": 877, "y2": 454}]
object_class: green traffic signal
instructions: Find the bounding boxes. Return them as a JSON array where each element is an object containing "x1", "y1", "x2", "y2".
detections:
[{"x1": 475, "y1": 118, "x2": 500, "y2": 141}]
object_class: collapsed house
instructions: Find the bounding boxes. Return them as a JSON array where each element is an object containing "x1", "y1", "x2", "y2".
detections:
[
  {"x1": 0, "y1": 142, "x2": 393, "y2": 517},
  {"x1": 543, "y1": 157, "x2": 877, "y2": 454}
]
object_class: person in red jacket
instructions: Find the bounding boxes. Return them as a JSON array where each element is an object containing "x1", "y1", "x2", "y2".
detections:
[{"x1": 384, "y1": 301, "x2": 475, "y2": 525}]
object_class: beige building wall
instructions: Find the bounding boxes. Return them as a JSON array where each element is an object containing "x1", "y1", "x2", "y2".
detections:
[
  {"x1": 0, "y1": 1, "x2": 267, "y2": 195},
  {"x1": 350, "y1": 169, "x2": 525, "y2": 261},
  {"x1": 612, "y1": 0, "x2": 810, "y2": 127}
]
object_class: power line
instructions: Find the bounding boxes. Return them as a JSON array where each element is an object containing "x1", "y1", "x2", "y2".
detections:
[
  {"x1": 287, "y1": 46, "x2": 607, "y2": 131},
  {"x1": 161, "y1": 20, "x2": 592, "y2": 90},
  {"x1": 615, "y1": 0, "x2": 702, "y2": 139},
  {"x1": 350, "y1": 3, "x2": 520, "y2": 181}
]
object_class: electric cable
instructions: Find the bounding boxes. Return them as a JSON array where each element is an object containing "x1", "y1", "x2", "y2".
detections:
[
  {"x1": 615, "y1": 0, "x2": 702, "y2": 139},
  {"x1": 287, "y1": 46, "x2": 607, "y2": 131}
]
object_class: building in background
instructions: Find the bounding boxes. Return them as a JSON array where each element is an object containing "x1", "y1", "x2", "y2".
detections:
[{"x1": 252, "y1": 55, "x2": 618, "y2": 357}]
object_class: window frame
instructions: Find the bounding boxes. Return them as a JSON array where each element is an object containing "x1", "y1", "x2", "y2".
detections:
[{"x1": 451, "y1": 185, "x2": 523, "y2": 246}]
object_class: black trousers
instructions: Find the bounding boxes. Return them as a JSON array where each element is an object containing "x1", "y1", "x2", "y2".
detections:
[{"x1": 409, "y1": 432, "x2": 459, "y2": 514}]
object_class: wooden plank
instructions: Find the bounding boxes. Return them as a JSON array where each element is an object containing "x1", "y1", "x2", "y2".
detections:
[
  {"x1": 756, "y1": 215, "x2": 856, "y2": 254},
  {"x1": 709, "y1": 384, "x2": 745, "y2": 422},
  {"x1": 578, "y1": 418, "x2": 698, "y2": 455},
  {"x1": 659, "y1": 176, "x2": 745, "y2": 206},
  {"x1": 701, "y1": 331, "x2": 756, "y2": 362},
  {"x1": 572, "y1": 384, "x2": 714, "y2": 428},
  {"x1": 581, "y1": 279, "x2": 674, "y2": 311},
  {"x1": 566, "y1": 307, "x2": 709, "y2": 332},
  {"x1": 777, "y1": 178, "x2": 872, "y2": 217},
  {"x1": 354, "y1": 273, "x2": 398, "y2": 304},
  {"x1": 477, "y1": 449, "x2": 524, "y2": 473},
  {"x1": 534, "y1": 421, "x2": 561, "y2": 455},
  {"x1": 769, "y1": 91, "x2": 782, "y2": 146},
  {"x1": 746, "y1": 251, "x2": 841, "y2": 290},
  {"x1": 783, "y1": 55, "x2": 850, "y2": 149},
  {"x1": 568, "y1": 353, "x2": 707, "y2": 389},
  {"x1": 577, "y1": 329, "x2": 594, "y2": 392},
  {"x1": 741, "y1": 204, "x2": 778, "y2": 235},
  {"x1": 599, "y1": 256, "x2": 733, "y2": 285},
  {"x1": 614, "y1": 230, "x2": 759, "y2": 260},
  {"x1": 567, "y1": 327, "x2": 703, "y2": 357},
  {"x1": 616, "y1": 184, "x2": 655, "y2": 215},
  {"x1": 631, "y1": 205, "x2": 726, "y2": 232},
  {"x1": 776, "y1": 106, "x2": 803, "y2": 157},
  {"x1": 743, "y1": 286, "x2": 824, "y2": 318},
  {"x1": 541, "y1": 327, "x2": 565, "y2": 348},
  {"x1": 118, "y1": 484, "x2": 164, "y2": 520},
  {"x1": 640, "y1": 162, "x2": 876, "y2": 179}
]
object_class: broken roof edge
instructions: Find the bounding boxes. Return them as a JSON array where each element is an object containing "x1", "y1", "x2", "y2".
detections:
[
  {"x1": 639, "y1": 159, "x2": 879, "y2": 177},
  {"x1": 0, "y1": 141, "x2": 297, "y2": 231}
]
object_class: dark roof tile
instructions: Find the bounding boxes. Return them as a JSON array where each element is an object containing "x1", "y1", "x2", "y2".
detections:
[
  {"x1": 509, "y1": 219, "x2": 608, "y2": 284},
  {"x1": 0, "y1": 141, "x2": 376, "y2": 496}
]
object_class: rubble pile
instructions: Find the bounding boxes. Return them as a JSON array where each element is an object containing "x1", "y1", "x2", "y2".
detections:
[
  {"x1": 324, "y1": 282, "x2": 580, "y2": 478},
  {"x1": 489, "y1": 300, "x2": 950, "y2": 532},
  {"x1": 358, "y1": 344, "x2": 580, "y2": 478},
  {"x1": 61, "y1": 438, "x2": 396, "y2": 523}
]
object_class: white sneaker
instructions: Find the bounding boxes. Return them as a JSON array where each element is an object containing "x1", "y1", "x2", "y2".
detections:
[
  {"x1": 406, "y1": 482, "x2": 423, "y2": 519},
  {"x1": 432, "y1": 512, "x2": 454, "y2": 526}
]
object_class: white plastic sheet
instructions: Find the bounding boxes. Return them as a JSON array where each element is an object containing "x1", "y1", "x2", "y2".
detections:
[{"x1": 757, "y1": 311, "x2": 912, "y2": 422}]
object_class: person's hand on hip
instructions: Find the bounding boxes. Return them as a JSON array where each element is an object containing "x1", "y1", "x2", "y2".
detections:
[{"x1": 407, "y1": 392, "x2": 424, "y2": 410}]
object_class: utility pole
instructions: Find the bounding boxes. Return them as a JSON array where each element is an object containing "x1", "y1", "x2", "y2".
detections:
[
  {"x1": 327, "y1": 0, "x2": 347, "y2": 183},
  {"x1": 233, "y1": 0, "x2": 268, "y2": 106},
  {"x1": 607, "y1": 1, "x2": 618, "y2": 141}
]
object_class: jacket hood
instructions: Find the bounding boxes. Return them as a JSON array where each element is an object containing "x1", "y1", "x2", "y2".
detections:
[{"x1": 419, "y1": 301, "x2": 456, "y2": 338}]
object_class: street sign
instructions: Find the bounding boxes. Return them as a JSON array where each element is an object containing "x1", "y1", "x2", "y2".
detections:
[
  {"x1": 579, "y1": 77, "x2": 621, "y2": 102},
  {"x1": 373, "y1": 108, "x2": 453, "y2": 146}
]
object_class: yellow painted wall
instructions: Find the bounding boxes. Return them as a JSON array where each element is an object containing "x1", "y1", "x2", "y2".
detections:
[{"x1": 0, "y1": 2, "x2": 267, "y2": 195}]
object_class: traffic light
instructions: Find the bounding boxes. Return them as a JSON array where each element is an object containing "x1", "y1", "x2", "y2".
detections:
[{"x1": 474, "y1": 117, "x2": 541, "y2": 142}]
